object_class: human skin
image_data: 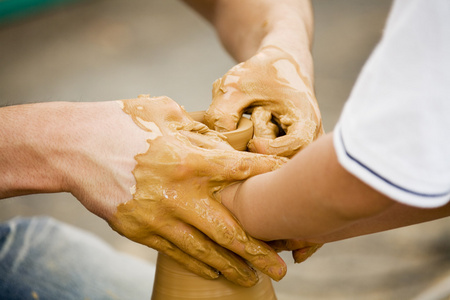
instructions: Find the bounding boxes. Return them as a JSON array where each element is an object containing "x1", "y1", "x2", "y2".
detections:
[
  {"x1": 182, "y1": 0, "x2": 324, "y2": 261},
  {"x1": 0, "y1": 95, "x2": 291, "y2": 287},
  {"x1": 182, "y1": 0, "x2": 322, "y2": 157},
  {"x1": 221, "y1": 133, "x2": 450, "y2": 244},
  {"x1": 183, "y1": 0, "x2": 449, "y2": 259},
  {"x1": 0, "y1": 0, "x2": 324, "y2": 285}
]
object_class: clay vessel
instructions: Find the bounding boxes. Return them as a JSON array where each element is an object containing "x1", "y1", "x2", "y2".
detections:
[
  {"x1": 150, "y1": 112, "x2": 277, "y2": 300},
  {"x1": 151, "y1": 253, "x2": 277, "y2": 300}
]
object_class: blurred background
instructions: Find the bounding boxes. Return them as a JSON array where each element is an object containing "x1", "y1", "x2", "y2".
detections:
[{"x1": 1, "y1": 0, "x2": 449, "y2": 299}]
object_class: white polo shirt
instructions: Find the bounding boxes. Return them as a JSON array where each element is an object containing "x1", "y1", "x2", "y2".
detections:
[{"x1": 333, "y1": 0, "x2": 450, "y2": 208}]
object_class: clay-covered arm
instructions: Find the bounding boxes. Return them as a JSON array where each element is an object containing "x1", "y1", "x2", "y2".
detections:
[{"x1": 221, "y1": 133, "x2": 450, "y2": 243}]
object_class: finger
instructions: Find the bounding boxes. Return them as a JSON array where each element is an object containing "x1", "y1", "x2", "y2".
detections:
[
  {"x1": 193, "y1": 149, "x2": 288, "y2": 181},
  {"x1": 267, "y1": 240, "x2": 311, "y2": 252},
  {"x1": 205, "y1": 76, "x2": 250, "y2": 132},
  {"x1": 248, "y1": 114, "x2": 321, "y2": 157},
  {"x1": 267, "y1": 240, "x2": 323, "y2": 263},
  {"x1": 179, "y1": 196, "x2": 287, "y2": 282},
  {"x1": 142, "y1": 234, "x2": 220, "y2": 280},
  {"x1": 204, "y1": 105, "x2": 242, "y2": 132},
  {"x1": 248, "y1": 135, "x2": 303, "y2": 157},
  {"x1": 251, "y1": 107, "x2": 279, "y2": 139},
  {"x1": 180, "y1": 130, "x2": 235, "y2": 151},
  {"x1": 292, "y1": 244, "x2": 323, "y2": 264},
  {"x1": 157, "y1": 221, "x2": 259, "y2": 287}
]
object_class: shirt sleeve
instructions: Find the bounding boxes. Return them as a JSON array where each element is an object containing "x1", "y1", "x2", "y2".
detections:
[{"x1": 333, "y1": 0, "x2": 450, "y2": 208}]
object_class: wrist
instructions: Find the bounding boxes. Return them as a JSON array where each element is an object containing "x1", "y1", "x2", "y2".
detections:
[
  {"x1": 213, "y1": 0, "x2": 313, "y2": 72},
  {"x1": 261, "y1": 31, "x2": 313, "y2": 81},
  {"x1": 259, "y1": 7, "x2": 314, "y2": 85},
  {"x1": 0, "y1": 102, "x2": 77, "y2": 198},
  {"x1": 60, "y1": 100, "x2": 151, "y2": 219},
  {"x1": 54, "y1": 101, "x2": 135, "y2": 217},
  {"x1": 222, "y1": 174, "x2": 274, "y2": 241},
  {"x1": 221, "y1": 182, "x2": 243, "y2": 217}
]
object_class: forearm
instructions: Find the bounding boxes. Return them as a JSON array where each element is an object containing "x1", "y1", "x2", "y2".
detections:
[
  {"x1": 313, "y1": 201, "x2": 450, "y2": 243},
  {"x1": 0, "y1": 101, "x2": 126, "y2": 204},
  {"x1": 182, "y1": 0, "x2": 314, "y2": 79},
  {"x1": 224, "y1": 133, "x2": 446, "y2": 242},
  {"x1": 0, "y1": 102, "x2": 72, "y2": 198}
]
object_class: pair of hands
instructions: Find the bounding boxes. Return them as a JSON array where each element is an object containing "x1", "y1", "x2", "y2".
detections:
[{"x1": 74, "y1": 46, "x2": 322, "y2": 287}]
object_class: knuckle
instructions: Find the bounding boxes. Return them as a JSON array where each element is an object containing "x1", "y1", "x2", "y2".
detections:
[{"x1": 147, "y1": 235, "x2": 173, "y2": 252}]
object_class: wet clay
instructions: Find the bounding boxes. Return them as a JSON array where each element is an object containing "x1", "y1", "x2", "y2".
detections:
[
  {"x1": 150, "y1": 111, "x2": 277, "y2": 300},
  {"x1": 152, "y1": 253, "x2": 277, "y2": 300},
  {"x1": 205, "y1": 45, "x2": 324, "y2": 157},
  {"x1": 108, "y1": 96, "x2": 283, "y2": 298},
  {"x1": 189, "y1": 111, "x2": 253, "y2": 151}
]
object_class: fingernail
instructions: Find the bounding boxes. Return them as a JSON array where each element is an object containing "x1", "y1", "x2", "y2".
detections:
[{"x1": 268, "y1": 265, "x2": 287, "y2": 281}]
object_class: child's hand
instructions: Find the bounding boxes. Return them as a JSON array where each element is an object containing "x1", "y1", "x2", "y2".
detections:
[
  {"x1": 220, "y1": 178, "x2": 322, "y2": 265},
  {"x1": 267, "y1": 240, "x2": 323, "y2": 264}
]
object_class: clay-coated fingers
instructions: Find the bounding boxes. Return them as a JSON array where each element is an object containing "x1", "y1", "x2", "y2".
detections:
[
  {"x1": 179, "y1": 196, "x2": 287, "y2": 282},
  {"x1": 196, "y1": 150, "x2": 288, "y2": 181},
  {"x1": 157, "y1": 222, "x2": 260, "y2": 287},
  {"x1": 204, "y1": 105, "x2": 242, "y2": 132},
  {"x1": 205, "y1": 76, "x2": 252, "y2": 133},
  {"x1": 248, "y1": 113, "x2": 320, "y2": 157},
  {"x1": 251, "y1": 107, "x2": 279, "y2": 139},
  {"x1": 248, "y1": 134, "x2": 305, "y2": 158},
  {"x1": 143, "y1": 234, "x2": 219, "y2": 280},
  {"x1": 180, "y1": 130, "x2": 235, "y2": 151}
]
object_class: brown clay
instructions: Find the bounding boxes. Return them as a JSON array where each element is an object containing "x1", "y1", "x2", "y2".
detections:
[
  {"x1": 189, "y1": 111, "x2": 253, "y2": 151},
  {"x1": 151, "y1": 253, "x2": 277, "y2": 300},
  {"x1": 150, "y1": 111, "x2": 277, "y2": 300}
]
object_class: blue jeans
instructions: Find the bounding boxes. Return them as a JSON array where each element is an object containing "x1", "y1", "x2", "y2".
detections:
[{"x1": 0, "y1": 217, "x2": 155, "y2": 300}]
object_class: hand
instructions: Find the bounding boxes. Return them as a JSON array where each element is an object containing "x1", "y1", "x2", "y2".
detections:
[
  {"x1": 220, "y1": 181, "x2": 323, "y2": 265},
  {"x1": 267, "y1": 240, "x2": 323, "y2": 264},
  {"x1": 205, "y1": 46, "x2": 323, "y2": 157},
  {"x1": 69, "y1": 95, "x2": 289, "y2": 287}
]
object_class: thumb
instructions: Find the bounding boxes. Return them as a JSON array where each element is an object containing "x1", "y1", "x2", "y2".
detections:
[
  {"x1": 292, "y1": 244, "x2": 323, "y2": 264},
  {"x1": 204, "y1": 107, "x2": 240, "y2": 132},
  {"x1": 251, "y1": 106, "x2": 279, "y2": 139},
  {"x1": 204, "y1": 77, "x2": 245, "y2": 132}
]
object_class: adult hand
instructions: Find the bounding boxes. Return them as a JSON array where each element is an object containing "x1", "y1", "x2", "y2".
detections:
[
  {"x1": 71, "y1": 95, "x2": 288, "y2": 287},
  {"x1": 205, "y1": 46, "x2": 323, "y2": 157}
]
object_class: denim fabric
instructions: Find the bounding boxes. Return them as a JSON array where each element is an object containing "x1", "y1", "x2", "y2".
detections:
[{"x1": 0, "y1": 217, "x2": 155, "y2": 300}]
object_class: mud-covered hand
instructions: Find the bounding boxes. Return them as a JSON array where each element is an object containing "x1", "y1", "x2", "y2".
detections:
[
  {"x1": 78, "y1": 95, "x2": 289, "y2": 287},
  {"x1": 205, "y1": 46, "x2": 323, "y2": 157}
]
